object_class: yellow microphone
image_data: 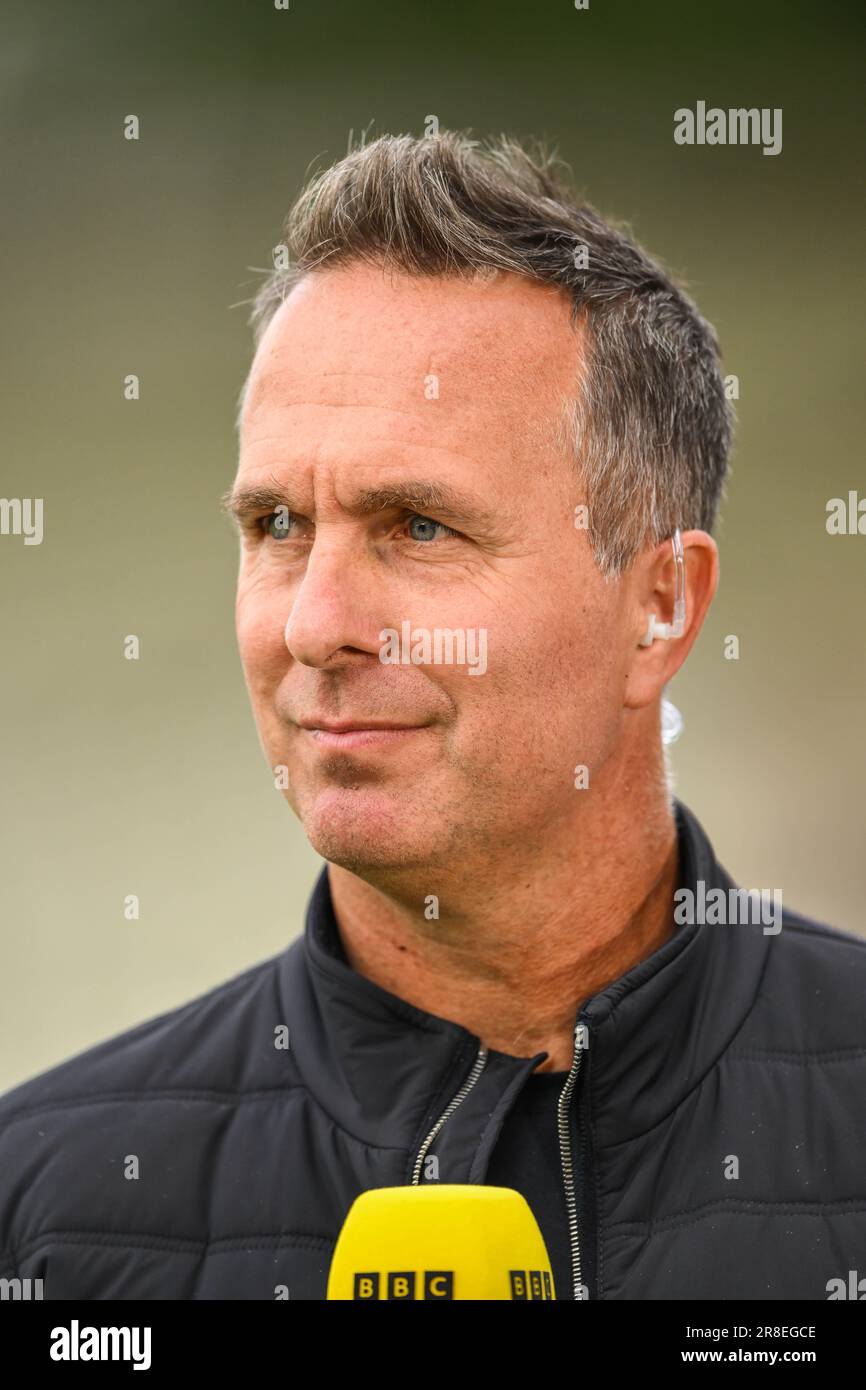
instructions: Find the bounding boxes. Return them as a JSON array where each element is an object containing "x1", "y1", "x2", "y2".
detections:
[{"x1": 326, "y1": 1185, "x2": 555, "y2": 1300}]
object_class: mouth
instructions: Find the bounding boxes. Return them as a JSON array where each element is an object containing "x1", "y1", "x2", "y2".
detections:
[{"x1": 296, "y1": 719, "x2": 432, "y2": 751}]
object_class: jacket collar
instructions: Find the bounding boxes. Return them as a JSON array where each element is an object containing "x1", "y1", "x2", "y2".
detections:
[{"x1": 282, "y1": 801, "x2": 772, "y2": 1151}]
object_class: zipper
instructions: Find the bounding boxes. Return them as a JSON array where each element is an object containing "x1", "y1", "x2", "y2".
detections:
[
  {"x1": 410, "y1": 1029, "x2": 590, "y2": 1300},
  {"x1": 410, "y1": 1043, "x2": 489, "y2": 1185},
  {"x1": 557, "y1": 1018, "x2": 588, "y2": 1300}
]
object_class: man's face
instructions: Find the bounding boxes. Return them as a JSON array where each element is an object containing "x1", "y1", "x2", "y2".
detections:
[{"x1": 232, "y1": 263, "x2": 632, "y2": 877}]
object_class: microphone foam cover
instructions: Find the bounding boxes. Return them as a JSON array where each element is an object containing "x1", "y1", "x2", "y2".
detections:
[{"x1": 326, "y1": 1184, "x2": 555, "y2": 1300}]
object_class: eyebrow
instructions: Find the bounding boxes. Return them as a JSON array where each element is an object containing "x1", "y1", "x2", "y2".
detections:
[{"x1": 220, "y1": 479, "x2": 498, "y2": 528}]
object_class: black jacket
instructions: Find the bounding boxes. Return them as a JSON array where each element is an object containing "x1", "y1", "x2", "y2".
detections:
[{"x1": 1, "y1": 801, "x2": 864, "y2": 1300}]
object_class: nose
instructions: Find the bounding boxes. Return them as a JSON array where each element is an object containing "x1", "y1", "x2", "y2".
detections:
[{"x1": 282, "y1": 534, "x2": 382, "y2": 669}]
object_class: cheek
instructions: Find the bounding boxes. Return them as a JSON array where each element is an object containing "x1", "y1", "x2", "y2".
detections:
[
  {"x1": 513, "y1": 609, "x2": 621, "y2": 757},
  {"x1": 235, "y1": 579, "x2": 289, "y2": 692}
]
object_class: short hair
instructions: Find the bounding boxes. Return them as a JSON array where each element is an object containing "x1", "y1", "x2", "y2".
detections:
[{"x1": 243, "y1": 131, "x2": 734, "y2": 577}]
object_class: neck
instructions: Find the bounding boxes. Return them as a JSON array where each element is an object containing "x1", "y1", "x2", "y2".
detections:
[{"x1": 327, "y1": 749, "x2": 679, "y2": 1073}]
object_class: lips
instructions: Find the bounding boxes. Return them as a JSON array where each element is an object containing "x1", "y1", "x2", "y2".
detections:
[
  {"x1": 298, "y1": 720, "x2": 424, "y2": 732},
  {"x1": 296, "y1": 719, "x2": 430, "y2": 750}
]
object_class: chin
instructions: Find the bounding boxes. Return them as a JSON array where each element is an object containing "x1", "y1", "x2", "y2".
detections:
[{"x1": 299, "y1": 786, "x2": 437, "y2": 873}]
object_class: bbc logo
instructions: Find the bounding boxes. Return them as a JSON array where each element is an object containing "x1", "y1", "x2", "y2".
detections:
[
  {"x1": 351, "y1": 1269, "x2": 553, "y2": 1299},
  {"x1": 353, "y1": 1270, "x2": 453, "y2": 1299},
  {"x1": 510, "y1": 1270, "x2": 553, "y2": 1300}
]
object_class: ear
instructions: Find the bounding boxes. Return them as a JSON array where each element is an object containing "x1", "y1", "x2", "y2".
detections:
[{"x1": 623, "y1": 530, "x2": 718, "y2": 711}]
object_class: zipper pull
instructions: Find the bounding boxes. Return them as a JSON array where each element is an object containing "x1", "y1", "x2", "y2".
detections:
[{"x1": 558, "y1": 1018, "x2": 589, "y2": 1300}]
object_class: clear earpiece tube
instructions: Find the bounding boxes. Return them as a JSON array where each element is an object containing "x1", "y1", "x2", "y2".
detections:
[{"x1": 639, "y1": 528, "x2": 686, "y2": 645}]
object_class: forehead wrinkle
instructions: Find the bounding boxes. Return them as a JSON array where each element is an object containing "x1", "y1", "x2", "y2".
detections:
[
  {"x1": 226, "y1": 470, "x2": 507, "y2": 534},
  {"x1": 244, "y1": 371, "x2": 492, "y2": 421},
  {"x1": 245, "y1": 403, "x2": 428, "y2": 425},
  {"x1": 238, "y1": 433, "x2": 494, "y2": 461},
  {"x1": 245, "y1": 366, "x2": 401, "y2": 414}
]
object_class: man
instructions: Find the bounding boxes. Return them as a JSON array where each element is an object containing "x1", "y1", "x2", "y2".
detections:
[{"x1": 1, "y1": 132, "x2": 864, "y2": 1301}]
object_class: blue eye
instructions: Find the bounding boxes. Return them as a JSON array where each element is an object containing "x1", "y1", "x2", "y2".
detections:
[
  {"x1": 406, "y1": 514, "x2": 456, "y2": 543},
  {"x1": 263, "y1": 510, "x2": 292, "y2": 540}
]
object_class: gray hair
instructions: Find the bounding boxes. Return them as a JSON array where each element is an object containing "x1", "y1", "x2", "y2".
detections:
[{"x1": 243, "y1": 131, "x2": 734, "y2": 577}]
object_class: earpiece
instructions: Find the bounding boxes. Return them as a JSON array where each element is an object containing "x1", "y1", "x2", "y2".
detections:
[{"x1": 639, "y1": 528, "x2": 686, "y2": 647}]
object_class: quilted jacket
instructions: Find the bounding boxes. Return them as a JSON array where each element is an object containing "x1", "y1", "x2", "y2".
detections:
[{"x1": 1, "y1": 800, "x2": 864, "y2": 1299}]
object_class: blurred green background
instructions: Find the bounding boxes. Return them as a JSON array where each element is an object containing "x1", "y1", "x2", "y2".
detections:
[{"x1": 1, "y1": 0, "x2": 864, "y2": 1089}]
